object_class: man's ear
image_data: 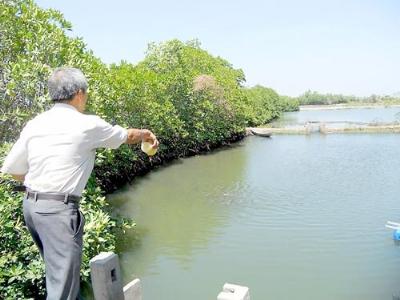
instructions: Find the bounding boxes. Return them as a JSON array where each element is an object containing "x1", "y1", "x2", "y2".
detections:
[
  {"x1": 77, "y1": 89, "x2": 84, "y2": 98},
  {"x1": 77, "y1": 90, "x2": 86, "y2": 103}
]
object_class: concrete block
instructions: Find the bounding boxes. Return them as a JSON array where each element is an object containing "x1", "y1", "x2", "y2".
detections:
[
  {"x1": 90, "y1": 252, "x2": 124, "y2": 300},
  {"x1": 123, "y1": 278, "x2": 142, "y2": 300},
  {"x1": 217, "y1": 283, "x2": 250, "y2": 300}
]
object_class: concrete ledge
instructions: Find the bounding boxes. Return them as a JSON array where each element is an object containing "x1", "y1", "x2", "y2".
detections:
[
  {"x1": 123, "y1": 278, "x2": 142, "y2": 300},
  {"x1": 89, "y1": 252, "x2": 248, "y2": 300},
  {"x1": 217, "y1": 283, "x2": 250, "y2": 300}
]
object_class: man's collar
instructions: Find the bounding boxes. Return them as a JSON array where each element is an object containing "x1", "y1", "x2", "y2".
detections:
[{"x1": 52, "y1": 102, "x2": 79, "y2": 112}]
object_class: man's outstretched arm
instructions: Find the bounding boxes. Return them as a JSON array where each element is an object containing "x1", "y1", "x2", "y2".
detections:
[{"x1": 91, "y1": 117, "x2": 159, "y2": 150}]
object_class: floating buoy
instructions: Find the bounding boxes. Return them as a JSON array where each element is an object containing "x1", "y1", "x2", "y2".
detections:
[{"x1": 393, "y1": 229, "x2": 400, "y2": 241}]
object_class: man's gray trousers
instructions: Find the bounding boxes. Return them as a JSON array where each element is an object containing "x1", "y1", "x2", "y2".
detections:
[{"x1": 23, "y1": 193, "x2": 85, "y2": 300}]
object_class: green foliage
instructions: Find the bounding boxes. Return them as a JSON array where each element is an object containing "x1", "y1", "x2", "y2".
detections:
[
  {"x1": 244, "y1": 85, "x2": 299, "y2": 126},
  {"x1": 137, "y1": 39, "x2": 248, "y2": 147},
  {"x1": 0, "y1": 147, "x2": 45, "y2": 298},
  {"x1": 0, "y1": 0, "x2": 106, "y2": 143},
  {"x1": 79, "y1": 177, "x2": 135, "y2": 281}
]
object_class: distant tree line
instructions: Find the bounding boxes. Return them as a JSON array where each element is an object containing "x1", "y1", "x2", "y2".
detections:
[{"x1": 297, "y1": 90, "x2": 400, "y2": 106}]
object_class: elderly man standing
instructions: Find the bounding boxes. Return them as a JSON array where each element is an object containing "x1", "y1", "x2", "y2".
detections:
[{"x1": 1, "y1": 67, "x2": 159, "y2": 299}]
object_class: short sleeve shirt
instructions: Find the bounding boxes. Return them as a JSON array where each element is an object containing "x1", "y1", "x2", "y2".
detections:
[{"x1": 0, "y1": 103, "x2": 128, "y2": 196}]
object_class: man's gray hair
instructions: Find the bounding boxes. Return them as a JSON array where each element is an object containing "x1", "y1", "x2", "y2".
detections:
[{"x1": 48, "y1": 67, "x2": 88, "y2": 101}]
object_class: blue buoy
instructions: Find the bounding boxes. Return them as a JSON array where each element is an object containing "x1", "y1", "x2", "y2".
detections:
[{"x1": 393, "y1": 229, "x2": 400, "y2": 241}]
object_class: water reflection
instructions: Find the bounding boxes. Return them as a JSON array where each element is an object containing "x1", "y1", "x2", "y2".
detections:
[{"x1": 108, "y1": 143, "x2": 248, "y2": 279}]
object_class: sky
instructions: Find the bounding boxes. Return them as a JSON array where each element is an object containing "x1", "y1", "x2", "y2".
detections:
[{"x1": 35, "y1": 0, "x2": 400, "y2": 97}]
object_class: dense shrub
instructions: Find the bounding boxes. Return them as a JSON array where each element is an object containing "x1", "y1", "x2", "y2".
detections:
[
  {"x1": 0, "y1": 0, "x2": 106, "y2": 143},
  {"x1": 279, "y1": 95, "x2": 300, "y2": 112},
  {"x1": 244, "y1": 85, "x2": 298, "y2": 125},
  {"x1": 105, "y1": 40, "x2": 249, "y2": 149}
]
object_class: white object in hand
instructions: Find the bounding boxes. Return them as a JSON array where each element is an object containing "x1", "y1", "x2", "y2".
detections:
[{"x1": 141, "y1": 141, "x2": 157, "y2": 156}]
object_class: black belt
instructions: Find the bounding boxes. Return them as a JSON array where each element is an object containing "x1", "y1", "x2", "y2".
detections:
[{"x1": 25, "y1": 190, "x2": 81, "y2": 203}]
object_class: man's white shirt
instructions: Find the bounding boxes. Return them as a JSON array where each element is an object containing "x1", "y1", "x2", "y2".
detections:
[{"x1": 1, "y1": 103, "x2": 128, "y2": 196}]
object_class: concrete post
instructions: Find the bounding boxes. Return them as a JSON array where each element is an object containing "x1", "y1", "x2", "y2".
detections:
[
  {"x1": 319, "y1": 122, "x2": 327, "y2": 134},
  {"x1": 217, "y1": 283, "x2": 250, "y2": 300},
  {"x1": 90, "y1": 252, "x2": 125, "y2": 300}
]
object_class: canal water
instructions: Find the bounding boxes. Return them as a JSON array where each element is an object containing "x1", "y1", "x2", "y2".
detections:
[{"x1": 109, "y1": 107, "x2": 400, "y2": 300}]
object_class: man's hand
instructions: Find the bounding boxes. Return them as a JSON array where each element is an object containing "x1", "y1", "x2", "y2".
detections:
[
  {"x1": 126, "y1": 128, "x2": 159, "y2": 149},
  {"x1": 141, "y1": 129, "x2": 159, "y2": 149}
]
